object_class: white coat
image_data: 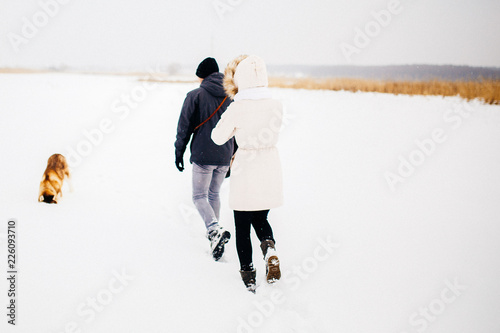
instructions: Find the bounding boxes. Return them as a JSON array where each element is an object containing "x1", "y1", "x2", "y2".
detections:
[{"x1": 211, "y1": 98, "x2": 284, "y2": 211}]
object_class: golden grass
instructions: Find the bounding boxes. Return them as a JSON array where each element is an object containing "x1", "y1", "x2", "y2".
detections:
[
  {"x1": 0, "y1": 67, "x2": 49, "y2": 74},
  {"x1": 2, "y1": 68, "x2": 498, "y2": 104},
  {"x1": 268, "y1": 77, "x2": 500, "y2": 105}
]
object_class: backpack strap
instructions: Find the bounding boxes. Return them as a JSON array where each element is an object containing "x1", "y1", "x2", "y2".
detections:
[{"x1": 194, "y1": 96, "x2": 228, "y2": 131}]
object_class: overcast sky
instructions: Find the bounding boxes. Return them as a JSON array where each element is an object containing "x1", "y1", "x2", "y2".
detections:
[{"x1": 1, "y1": 0, "x2": 499, "y2": 70}]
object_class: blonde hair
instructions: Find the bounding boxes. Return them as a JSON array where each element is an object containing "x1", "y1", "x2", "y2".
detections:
[{"x1": 223, "y1": 54, "x2": 248, "y2": 99}]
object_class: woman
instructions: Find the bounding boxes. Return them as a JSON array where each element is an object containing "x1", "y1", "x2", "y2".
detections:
[{"x1": 211, "y1": 55, "x2": 283, "y2": 292}]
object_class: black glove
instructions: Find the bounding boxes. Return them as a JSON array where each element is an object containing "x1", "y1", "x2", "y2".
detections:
[{"x1": 175, "y1": 151, "x2": 184, "y2": 172}]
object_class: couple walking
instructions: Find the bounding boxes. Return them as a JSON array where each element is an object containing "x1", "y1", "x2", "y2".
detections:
[{"x1": 174, "y1": 55, "x2": 283, "y2": 292}]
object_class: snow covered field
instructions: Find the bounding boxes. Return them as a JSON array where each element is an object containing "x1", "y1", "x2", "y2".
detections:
[{"x1": 1, "y1": 73, "x2": 500, "y2": 333}]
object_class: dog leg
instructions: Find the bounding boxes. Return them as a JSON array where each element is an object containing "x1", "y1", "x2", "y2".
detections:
[
  {"x1": 68, "y1": 176, "x2": 74, "y2": 193},
  {"x1": 54, "y1": 191, "x2": 61, "y2": 203}
]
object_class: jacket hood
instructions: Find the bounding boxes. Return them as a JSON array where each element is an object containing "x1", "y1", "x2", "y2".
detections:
[
  {"x1": 234, "y1": 55, "x2": 268, "y2": 91},
  {"x1": 200, "y1": 72, "x2": 226, "y2": 97},
  {"x1": 223, "y1": 55, "x2": 248, "y2": 99},
  {"x1": 223, "y1": 55, "x2": 268, "y2": 99}
]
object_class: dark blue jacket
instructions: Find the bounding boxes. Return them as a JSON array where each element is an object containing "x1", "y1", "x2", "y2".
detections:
[{"x1": 174, "y1": 72, "x2": 234, "y2": 166}]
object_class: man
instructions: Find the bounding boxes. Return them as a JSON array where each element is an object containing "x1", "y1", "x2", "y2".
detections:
[{"x1": 174, "y1": 57, "x2": 234, "y2": 261}]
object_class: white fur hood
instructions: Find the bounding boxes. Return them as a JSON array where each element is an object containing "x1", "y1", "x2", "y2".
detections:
[{"x1": 224, "y1": 55, "x2": 269, "y2": 99}]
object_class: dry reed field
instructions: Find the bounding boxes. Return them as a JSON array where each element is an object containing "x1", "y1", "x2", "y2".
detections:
[
  {"x1": 2, "y1": 68, "x2": 498, "y2": 104},
  {"x1": 268, "y1": 77, "x2": 500, "y2": 105},
  {"x1": 0, "y1": 68, "x2": 48, "y2": 74}
]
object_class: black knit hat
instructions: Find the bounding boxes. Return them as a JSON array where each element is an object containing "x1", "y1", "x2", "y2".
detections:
[{"x1": 196, "y1": 57, "x2": 219, "y2": 78}]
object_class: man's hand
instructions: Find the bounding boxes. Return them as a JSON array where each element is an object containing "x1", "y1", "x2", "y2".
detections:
[{"x1": 175, "y1": 151, "x2": 184, "y2": 172}]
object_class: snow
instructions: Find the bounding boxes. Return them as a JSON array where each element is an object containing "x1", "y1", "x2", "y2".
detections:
[{"x1": 1, "y1": 73, "x2": 500, "y2": 333}]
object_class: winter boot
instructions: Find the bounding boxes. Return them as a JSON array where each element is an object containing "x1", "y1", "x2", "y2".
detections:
[
  {"x1": 208, "y1": 227, "x2": 231, "y2": 261},
  {"x1": 260, "y1": 240, "x2": 281, "y2": 283},
  {"x1": 240, "y1": 269, "x2": 257, "y2": 293}
]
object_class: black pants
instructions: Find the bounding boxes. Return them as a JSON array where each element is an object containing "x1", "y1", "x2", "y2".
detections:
[{"x1": 234, "y1": 210, "x2": 275, "y2": 271}]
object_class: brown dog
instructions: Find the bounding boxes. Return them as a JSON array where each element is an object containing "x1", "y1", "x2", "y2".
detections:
[{"x1": 38, "y1": 154, "x2": 71, "y2": 204}]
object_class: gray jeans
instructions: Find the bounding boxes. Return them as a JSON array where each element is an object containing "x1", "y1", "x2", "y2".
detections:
[{"x1": 192, "y1": 163, "x2": 229, "y2": 233}]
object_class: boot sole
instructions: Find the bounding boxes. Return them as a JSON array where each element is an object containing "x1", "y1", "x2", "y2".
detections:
[
  {"x1": 213, "y1": 231, "x2": 231, "y2": 261},
  {"x1": 266, "y1": 255, "x2": 281, "y2": 283},
  {"x1": 247, "y1": 284, "x2": 256, "y2": 293}
]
